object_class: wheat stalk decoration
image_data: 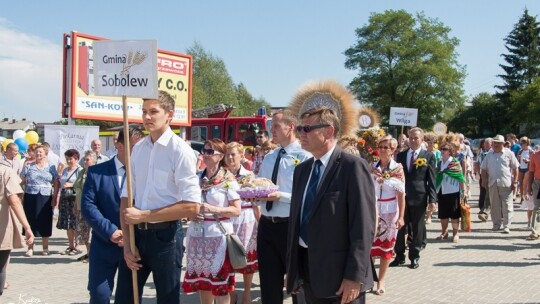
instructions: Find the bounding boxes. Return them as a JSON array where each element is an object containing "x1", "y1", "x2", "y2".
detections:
[{"x1": 121, "y1": 50, "x2": 147, "y2": 76}]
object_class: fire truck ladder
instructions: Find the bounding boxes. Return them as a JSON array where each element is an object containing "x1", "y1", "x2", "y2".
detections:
[{"x1": 192, "y1": 104, "x2": 234, "y2": 118}]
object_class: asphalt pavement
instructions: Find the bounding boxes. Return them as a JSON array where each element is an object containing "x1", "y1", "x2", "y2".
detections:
[{"x1": 3, "y1": 179, "x2": 540, "y2": 304}]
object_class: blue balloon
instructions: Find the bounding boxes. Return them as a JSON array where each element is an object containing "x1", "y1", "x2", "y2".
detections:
[{"x1": 14, "y1": 138, "x2": 28, "y2": 152}]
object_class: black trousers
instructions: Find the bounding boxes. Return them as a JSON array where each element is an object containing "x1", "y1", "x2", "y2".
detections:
[
  {"x1": 395, "y1": 204, "x2": 427, "y2": 260},
  {"x1": 479, "y1": 176, "x2": 489, "y2": 212},
  {"x1": 298, "y1": 247, "x2": 365, "y2": 304},
  {"x1": 257, "y1": 216, "x2": 297, "y2": 304},
  {"x1": 0, "y1": 250, "x2": 10, "y2": 296}
]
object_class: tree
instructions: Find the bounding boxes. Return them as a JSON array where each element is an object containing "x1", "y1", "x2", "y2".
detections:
[
  {"x1": 234, "y1": 83, "x2": 269, "y2": 117},
  {"x1": 510, "y1": 77, "x2": 540, "y2": 135},
  {"x1": 344, "y1": 10, "x2": 466, "y2": 129},
  {"x1": 187, "y1": 42, "x2": 238, "y2": 111},
  {"x1": 186, "y1": 42, "x2": 270, "y2": 117},
  {"x1": 496, "y1": 9, "x2": 540, "y2": 110},
  {"x1": 447, "y1": 92, "x2": 506, "y2": 137}
]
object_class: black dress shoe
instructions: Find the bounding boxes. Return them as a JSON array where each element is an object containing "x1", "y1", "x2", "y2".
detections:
[
  {"x1": 389, "y1": 257, "x2": 405, "y2": 267},
  {"x1": 409, "y1": 259, "x2": 419, "y2": 269}
]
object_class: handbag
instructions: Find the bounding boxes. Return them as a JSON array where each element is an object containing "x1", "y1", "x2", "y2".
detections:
[
  {"x1": 215, "y1": 215, "x2": 247, "y2": 270},
  {"x1": 460, "y1": 197, "x2": 472, "y2": 232},
  {"x1": 61, "y1": 168, "x2": 80, "y2": 200}
]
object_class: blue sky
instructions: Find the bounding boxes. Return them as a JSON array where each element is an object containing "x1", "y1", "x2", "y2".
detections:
[{"x1": 1, "y1": 1, "x2": 539, "y2": 122}]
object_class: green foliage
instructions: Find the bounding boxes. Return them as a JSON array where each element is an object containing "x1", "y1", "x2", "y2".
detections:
[
  {"x1": 187, "y1": 42, "x2": 237, "y2": 110},
  {"x1": 496, "y1": 9, "x2": 540, "y2": 133},
  {"x1": 447, "y1": 92, "x2": 506, "y2": 137},
  {"x1": 496, "y1": 9, "x2": 540, "y2": 107},
  {"x1": 510, "y1": 77, "x2": 540, "y2": 135},
  {"x1": 52, "y1": 118, "x2": 121, "y2": 130},
  {"x1": 186, "y1": 42, "x2": 270, "y2": 117},
  {"x1": 234, "y1": 83, "x2": 269, "y2": 116},
  {"x1": 344, "y1": 9, "x2": 466, "y2": 129}
]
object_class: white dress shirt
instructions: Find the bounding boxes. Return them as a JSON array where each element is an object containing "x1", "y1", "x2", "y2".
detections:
[
  {"x1": 407, "y1": 147, "x2": 423, "y2": 169},
  {"x1": 121, "y1": 127, "x2": 201, "y2": 210},
  {"x1": 113, "y1": 156, "x2": 126, "y2": 189},
  {"x1": 299, "y1": 144, "x2": 335, "y2": 247},
  {"x1": 257, "y1": 140, "x2": 312, "y2": 217},
  {"x1": 96, "y1": 153, "x2": 110, "y2": 164}
]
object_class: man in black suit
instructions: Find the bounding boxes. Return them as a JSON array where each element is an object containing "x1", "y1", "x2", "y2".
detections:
[
  {"x1": 286, "y1": 106, "x2": 376, "y2": 304},
  {"x1": 391, "y1": 127, "x2": 437, "y2": 269}
]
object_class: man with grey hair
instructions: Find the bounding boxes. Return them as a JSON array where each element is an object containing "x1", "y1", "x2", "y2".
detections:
[
  {"x1": 91, "y1": 139, "x2": 110, "y2": 164},
  {"x1": 0, "y1": 143, "x2": 21, "y2": 174},
  {"x1": 286, "y1": 106, "x2": 376, "y2": 303},
  {"x1": 391, "y1": 127, "x2": 437, "y2": 269},
  {"x1": 481, "y1": 135, "x2": 519, "y2": 233}
]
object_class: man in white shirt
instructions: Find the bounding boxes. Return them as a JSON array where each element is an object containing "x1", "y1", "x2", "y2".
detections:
[
  {"x1": 481, "y1": 134, "x2": 519, "y2": 233},
  {"x1": 91, "y1": 139, "x2": 110, "y2": 164},
  {"x1": 0, "y1": 143, "x2": 21, "y2": 174},
  {"x1": 116, "y1": 90, "x2": 201, "y2": 304},
  {"x1": 105, "y1": 132, "x2": 119, "y2": 158},
  {"x1": 255, "y1": 110, "x2": 311, "y2": 303}
]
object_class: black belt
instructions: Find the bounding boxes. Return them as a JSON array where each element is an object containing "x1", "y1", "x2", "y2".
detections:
[
  {"x1": 136, "y1": 221, "x2": 177, "y2": 231},
  {"x1": 261, "y1": 215, "x2": 289, "y2": 223}
]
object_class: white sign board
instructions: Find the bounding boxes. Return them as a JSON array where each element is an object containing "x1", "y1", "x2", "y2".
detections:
[
  {"x1": 433, "y1": 122, "x2": 448, "y2": 135},
  {"x1": 93, "y1": 40, "x2": 158, "y2": 98},
  {"x1": 389, "y1": 107, "x2": 418, "y2": 127},
  {"x1": 44, "y1": 125, "x2": 99, "y2": 164}
]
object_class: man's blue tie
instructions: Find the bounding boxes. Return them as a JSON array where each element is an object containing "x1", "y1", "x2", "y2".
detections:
[{"x1": 300, "y1": 159, "x2": 322, "y2": 245}]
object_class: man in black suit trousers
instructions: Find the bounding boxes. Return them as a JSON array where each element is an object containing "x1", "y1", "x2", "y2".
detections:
[
  {"x1": 391, "y1": 127, "x2": 437, "y2": 269},
  {"x1": 286, "y1": 106, "x2": 376, "y2": 304}
]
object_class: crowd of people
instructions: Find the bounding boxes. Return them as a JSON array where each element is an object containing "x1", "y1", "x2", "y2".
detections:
[{"x1": 0, "y1": 83, "x2": 539, "y2": 304}]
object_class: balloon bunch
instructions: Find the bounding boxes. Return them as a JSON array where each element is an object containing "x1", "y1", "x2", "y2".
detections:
[{"x1": 1, "y1": 130, "x2": 39, "y2": 152}]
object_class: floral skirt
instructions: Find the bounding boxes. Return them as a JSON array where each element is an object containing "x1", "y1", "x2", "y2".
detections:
[
  {"x1": 56, "y1": 194, "x2": 77, "y2": 230},
  {"x1": 76, "y1": 211, "x2": 91, "y2": 244},
  {"x1": 182, "y1": 251, "x2": 235, "y2": 296}
]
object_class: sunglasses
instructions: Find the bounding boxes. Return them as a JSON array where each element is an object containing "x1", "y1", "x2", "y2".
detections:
[
  {"x1": 377, "y1": 145, "x2": 391, "y2": 150},
  {"x1": 201, "y1": 148, "x2": 221, "y2": 155},
  {"x1": 257, "y1": 136, "x2": 264, "y2": 139},
  {"x1": 295, "y1": 124, "x2": 329, "y2": 133}
]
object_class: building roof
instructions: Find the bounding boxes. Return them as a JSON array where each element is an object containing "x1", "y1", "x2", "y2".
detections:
[{"x1": 0, "y1": 118, "x2": 36, "y2": 131}]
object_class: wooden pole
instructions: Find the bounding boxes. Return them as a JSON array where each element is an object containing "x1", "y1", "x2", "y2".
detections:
[{"x1": 122, "y1": 95, "x2": 139, "y2": 304}]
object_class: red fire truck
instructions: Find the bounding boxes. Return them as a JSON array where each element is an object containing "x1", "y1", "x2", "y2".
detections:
[{"x1": 187, "y1": 104, "x2": 272, "y2": 146}]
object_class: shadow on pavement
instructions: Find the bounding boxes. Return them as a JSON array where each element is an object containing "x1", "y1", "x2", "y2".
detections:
[{"x1": 433, "y1": 261, "x2": 540, "y2": 267}]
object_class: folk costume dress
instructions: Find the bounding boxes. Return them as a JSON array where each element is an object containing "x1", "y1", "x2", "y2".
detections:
[
  {"x1": 370, "y1": 159, "x2": 405, "y2": 259},
  {"x1": 183, "y1": 168, "x2": 241, "y2": 296},
  {"x1": 231, "y1": 166, "x2": 258, "y2": 274},
  {"x1": 435, "y1": 157, "x2": 465, "y2": 220}
]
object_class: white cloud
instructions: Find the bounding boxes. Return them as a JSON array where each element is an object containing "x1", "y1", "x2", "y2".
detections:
[{"x1": 0, "y1": 18, "x2": 63, "y2": 122}]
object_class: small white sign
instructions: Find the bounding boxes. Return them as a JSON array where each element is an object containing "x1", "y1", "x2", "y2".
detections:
[
  {"x1": 93, "y1": 40, "x2": 158, "y2": 98},
  {"x1": 433, "y1": 122, "x2": 447, "y2": 134},
  {"x1": 389, "y1": 107, "x2": 418, "y2": 126}
]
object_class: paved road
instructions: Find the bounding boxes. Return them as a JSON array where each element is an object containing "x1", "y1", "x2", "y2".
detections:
[{"x1": 3, "y1": 180, "x2": 540, "y2": 303}]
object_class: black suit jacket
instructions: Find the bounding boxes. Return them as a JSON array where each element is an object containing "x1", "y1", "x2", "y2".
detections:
[
  {"x1": 286, "y1": 146, "x2": 376, "y2": 298},
  {"x1": 396, "y1": 148, "x2": 437, "y2": 206}
]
